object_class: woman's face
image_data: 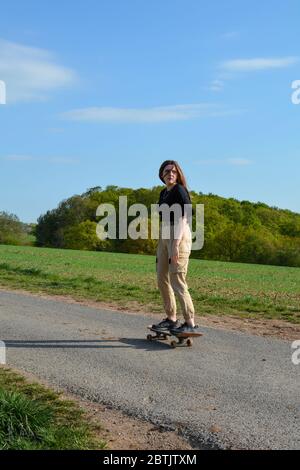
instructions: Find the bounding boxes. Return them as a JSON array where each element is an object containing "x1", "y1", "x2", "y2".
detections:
[{"x1": 162, "y1": 164, "x2": 178, "y2": 186}]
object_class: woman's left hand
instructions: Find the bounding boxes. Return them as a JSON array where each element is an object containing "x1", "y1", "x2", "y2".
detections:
[{"x1": 171, "y1": 244, "x2": 179, "y2": 264}]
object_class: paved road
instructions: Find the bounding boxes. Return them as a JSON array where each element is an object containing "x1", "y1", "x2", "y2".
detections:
[{"x1": 0, "y1": 289, "x2": 299, "y2": 449}]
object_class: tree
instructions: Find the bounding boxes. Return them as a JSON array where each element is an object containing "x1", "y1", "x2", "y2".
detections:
[
  {"x1": 63, "y1": 220, "x2": 111, "y2": 251},
  {"x1": 0, "y1": 211, "x2": 27, "y2": 245}
]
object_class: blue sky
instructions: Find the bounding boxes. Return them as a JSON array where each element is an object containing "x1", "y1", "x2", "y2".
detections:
[{"x1": 0, "y1": 0, "x2": 300, "y2": 223}]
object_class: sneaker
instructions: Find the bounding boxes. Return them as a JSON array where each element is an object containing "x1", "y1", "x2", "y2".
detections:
[
  {"x1": 170, "y1": 322, "x2": 200, "y2": 334},
  {"x1": 152, "y1": 318, "x2": 181, "y2": 331}
]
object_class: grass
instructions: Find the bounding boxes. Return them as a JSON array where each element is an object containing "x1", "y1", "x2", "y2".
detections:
[
  {"x1": 0, "y1": 367, "x2": 106, "y2": 450},
  {"x1": 0, "y1": 244, "x2": 299, "y2": 323}
]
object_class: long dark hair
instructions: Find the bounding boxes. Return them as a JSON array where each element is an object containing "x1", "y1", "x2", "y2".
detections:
[{"x1": 158, "y1": 160, "x2": 189, "y2": 192}]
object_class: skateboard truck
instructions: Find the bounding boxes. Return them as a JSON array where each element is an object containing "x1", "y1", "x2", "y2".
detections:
[
  {"x1": 147, "y1": 326, "x2": 202, "y2": 348},
  {"x1": 147, "y1": 328, "x2": 171, "y2": 342}
]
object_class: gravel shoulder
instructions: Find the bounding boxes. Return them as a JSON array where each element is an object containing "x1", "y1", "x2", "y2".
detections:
[{"x1": 1, "y1": 286, "x2": 299, "y2": 341}]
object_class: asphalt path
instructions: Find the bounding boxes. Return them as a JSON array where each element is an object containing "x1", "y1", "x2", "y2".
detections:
[{"x1": 0, "y1": 289, "x2": 299, "y2": 449}]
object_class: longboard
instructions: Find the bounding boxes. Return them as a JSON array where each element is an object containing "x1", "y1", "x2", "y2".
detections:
[{"x1": 147, "y1": 325, "x2": 203, "y2": 348}]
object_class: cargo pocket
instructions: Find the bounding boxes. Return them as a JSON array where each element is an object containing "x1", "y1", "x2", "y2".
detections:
[
  {"x1": 169, "y1": 253, "x2": 189, "y2": 274},
  {"x1": 178, "y1": 239, "x2": 191, "y2": 254},
  {"x1": 176, "y1": 229, "x2": 192, "y2": 254}
]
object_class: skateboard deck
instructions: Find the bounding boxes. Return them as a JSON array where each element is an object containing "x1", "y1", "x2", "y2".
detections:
[{"x1": 147, "y1": 325, "x2": 202, "y2": 348}]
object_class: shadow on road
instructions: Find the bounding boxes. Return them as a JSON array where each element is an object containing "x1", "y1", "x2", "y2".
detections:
[{"x1": 4, "y1": 338, "x2": 171, "y2": 351}]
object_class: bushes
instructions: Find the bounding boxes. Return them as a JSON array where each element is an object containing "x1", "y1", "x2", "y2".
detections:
[
  {"x1": 63, "y1": 220, "x2": 111, "y2": 251},
  {"x1": 0, "y1": 212, "x2": 30, "y2": 246},
  {"x1": 25, "y1": 186, "x2": 300, "y2": 267}
]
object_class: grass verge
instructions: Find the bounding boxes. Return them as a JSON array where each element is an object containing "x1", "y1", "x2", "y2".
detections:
[
  {"x1": 0, "y1": 244, "x2": 299, "y2": 323},
  {"x1": 0, "y1": 367, "x2": 107, "y2": 450}
]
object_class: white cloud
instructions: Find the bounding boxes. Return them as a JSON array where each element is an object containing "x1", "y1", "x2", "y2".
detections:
[
  {"x1": 220, "y1": 56, "x2": 299, "y2": 72},
  {"x1": 47, "y1": 127, "x2": 65, "y2": 133},
  {"x1": 61, "y1": 103, "x2": 242, "y2": 123},
  {"x1": 49, "y1": 157, "x2": 79, "y2": 164},
  {"x1": 0, "y1": 39, "x2": 77, "y2": 103},
  {"x1": 208, "y1": 79, "x2": 224, "y2": 92},
  {"x1": 227, "y1": 158, "x2": 252, "y2": 166},
  {"x1": 210, "y1": 56, "x2": 299, "y2": 92},
  {"x1": 194, "y1": 159, "x2": 223, "y2": 165},
  {"x1": 221, "y1": 31, "x2": 240, "y2": 40},
  {"x1": 2, "y1": 154, "x2": 78, "y2": 164},
  {"x1": 3, "y1": 155, "x2": 35, "y2": 161},
  {"x1": 195, "y1": 158, "x2": 252, "y2": 166}
]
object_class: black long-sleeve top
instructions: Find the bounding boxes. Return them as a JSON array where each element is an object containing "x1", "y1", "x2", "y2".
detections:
[{"x1": 157, "y1": 183, "x2": 192, "y2": 225}]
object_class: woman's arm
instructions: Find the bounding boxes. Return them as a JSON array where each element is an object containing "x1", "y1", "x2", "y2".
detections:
[
  {"x1": 173, "y1": 215, "x2": 187, "y2": 246},
  {"x1": 171, "y1": 216, "x2": 188, "y2": 264}
]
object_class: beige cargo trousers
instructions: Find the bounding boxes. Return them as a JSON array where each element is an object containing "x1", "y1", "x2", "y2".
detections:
[{"x1": 156, "y1": 221, "x2": 195, "y2": 321}]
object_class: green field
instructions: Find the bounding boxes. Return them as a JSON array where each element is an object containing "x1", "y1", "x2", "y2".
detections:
[{"x1": 0, "y1": 244, "x2": 299, "y2": 323}]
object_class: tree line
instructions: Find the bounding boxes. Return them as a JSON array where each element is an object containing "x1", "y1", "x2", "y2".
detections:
[
  {"x1": 0, "y1": 211, "x2": 34, "y2": 246},
  {"x1": 1, "y1": 185, "x2": 300, "y2": 267}
]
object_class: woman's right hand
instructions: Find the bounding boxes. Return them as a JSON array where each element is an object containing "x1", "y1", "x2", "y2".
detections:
[{"x1": 171, "y1": 244, "x2": 179, "y2": 265}]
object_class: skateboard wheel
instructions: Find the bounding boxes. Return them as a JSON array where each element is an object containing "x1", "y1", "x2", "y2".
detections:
[
  {"x1": 147, "y1": 334, "x2": 153, "y2": 341},
  {"x1": 170, "y1": 341, "x2": 177, "y2": 348},
  {"x1": 186, "y1": 338, "x2": 193, "y2": 347}
]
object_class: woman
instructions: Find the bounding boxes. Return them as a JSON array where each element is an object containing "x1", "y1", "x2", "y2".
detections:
[{"x1": 152, "y1": 160, "x2": 199, "y2": 334}]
